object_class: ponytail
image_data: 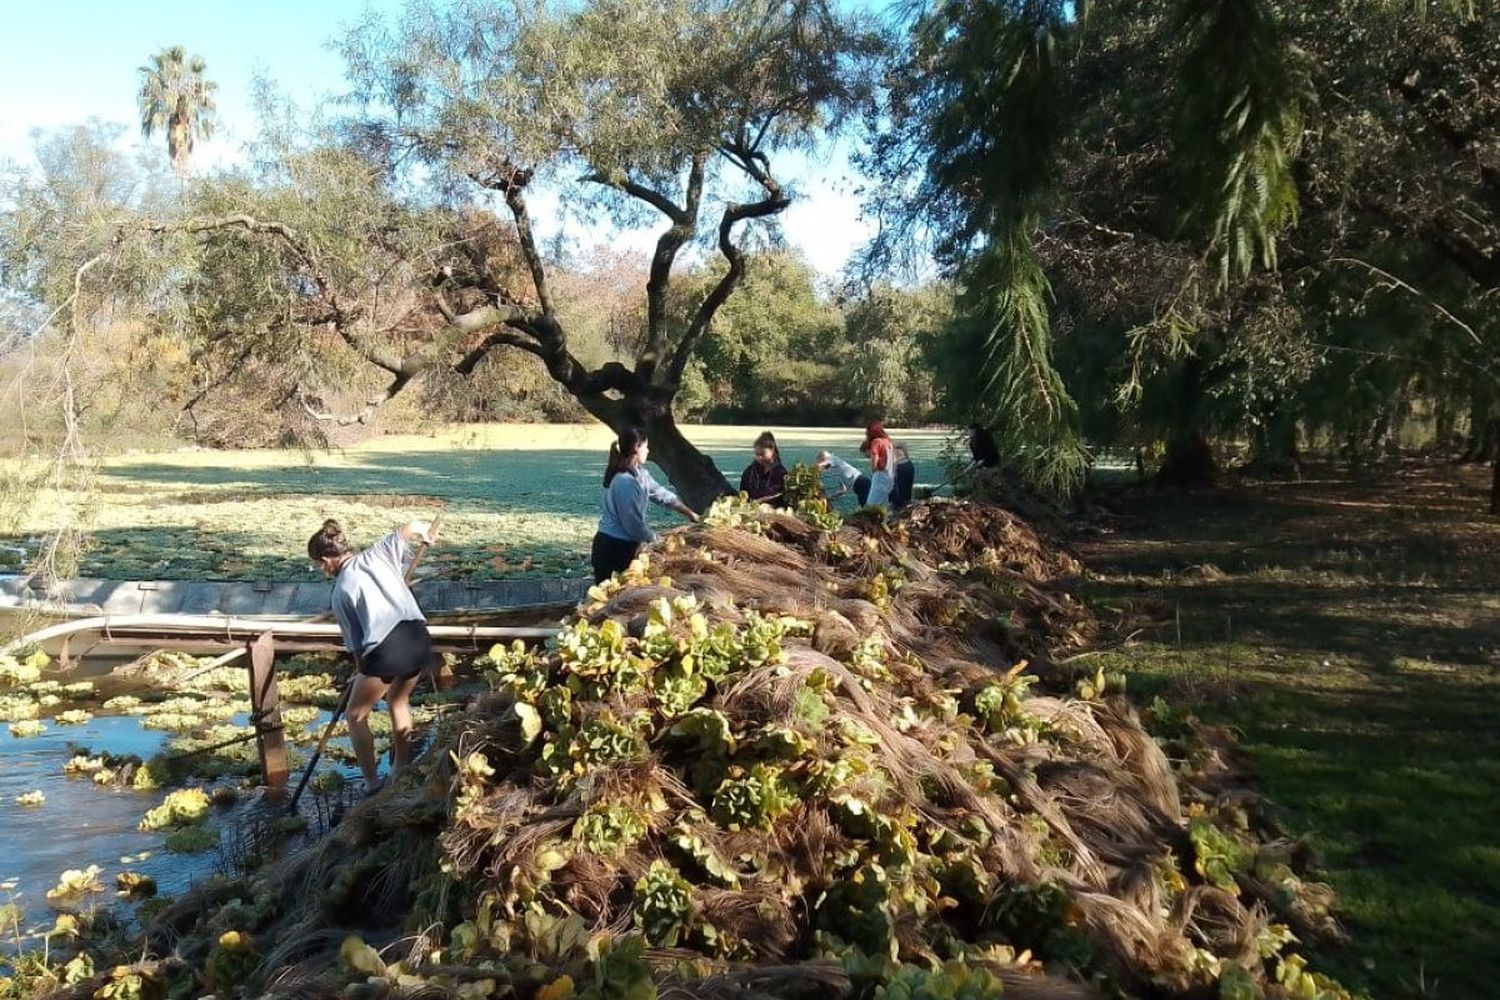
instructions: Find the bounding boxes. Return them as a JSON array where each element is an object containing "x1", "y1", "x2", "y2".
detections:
[{"x1": 604, "y1": 427, "x2": 646, "y2": 487}]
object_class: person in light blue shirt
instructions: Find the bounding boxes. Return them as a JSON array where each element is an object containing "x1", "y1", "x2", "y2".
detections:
[
  {"x1": 591, "y1": 426, "x2": 699, "y2": 583},
  {"x1": 307, "y1": 517, "x2": 437, "y2": 795}
]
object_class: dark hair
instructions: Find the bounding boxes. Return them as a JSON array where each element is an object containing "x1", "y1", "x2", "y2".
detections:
[
  {"x1": 753, "y1": 431, "x2": 781, "y2": 465},
  {"x1": 605, "y1": 427, "x2": 646, "y2": 487},
  {"x1": 307, "y1": 519, "x2": 352, "y2": 561}
]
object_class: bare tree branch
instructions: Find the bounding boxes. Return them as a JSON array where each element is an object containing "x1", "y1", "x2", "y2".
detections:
[{"x1": 665, "y1": 146, "x2": 790, "y2": 386}]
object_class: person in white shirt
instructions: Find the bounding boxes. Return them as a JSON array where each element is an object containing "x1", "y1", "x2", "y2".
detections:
[
  {"x1": 307, "y1": 517, "x2": 437, "y2": 795},
  {"x1": 815, "y1": 449, "x2": 870, "y2": 505}
]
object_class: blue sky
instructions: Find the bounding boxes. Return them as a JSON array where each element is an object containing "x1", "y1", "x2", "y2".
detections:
[{"x1": 0, "y1": 0, "x2": 871, "y2": 276}]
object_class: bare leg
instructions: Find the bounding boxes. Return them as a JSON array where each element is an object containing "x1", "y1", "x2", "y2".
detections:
[
  {"x1": 346, "y1": 673, "x2": 390, "y2": 791},
  {"x1": 385, "y1": 672, "x2": 422, "y2": 778}
]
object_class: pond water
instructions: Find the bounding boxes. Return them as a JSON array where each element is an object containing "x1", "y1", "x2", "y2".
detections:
[{"x1": 0, "y1": 667, "x2": 367, "y2": 948}]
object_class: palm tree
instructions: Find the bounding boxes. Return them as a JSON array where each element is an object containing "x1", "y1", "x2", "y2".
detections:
[{"x1": 138, "y1": 46, "x2": 218, "y2": 175}]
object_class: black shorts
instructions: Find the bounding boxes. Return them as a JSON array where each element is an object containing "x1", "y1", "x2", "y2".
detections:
[
  {"x1": 591, "y1": 531, "x2": 641, "y2": 584},
  {"x1": 361, "y1": 619, "x2": 434, "y2": 682}
]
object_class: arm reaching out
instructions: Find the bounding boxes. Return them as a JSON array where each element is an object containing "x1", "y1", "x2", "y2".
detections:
[{"x1": 400, "y1": 520, "x2": 440, "y2": 545}]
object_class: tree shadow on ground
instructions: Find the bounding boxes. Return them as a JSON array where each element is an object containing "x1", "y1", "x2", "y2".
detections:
[{"x1": 1071, "y1": 463, "x2": 1500, "y2": 999}]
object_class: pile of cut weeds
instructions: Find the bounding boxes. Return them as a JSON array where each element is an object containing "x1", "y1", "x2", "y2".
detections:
[{"x1": 33, "y1": 497, "x2": 1353, "y2": 1000}]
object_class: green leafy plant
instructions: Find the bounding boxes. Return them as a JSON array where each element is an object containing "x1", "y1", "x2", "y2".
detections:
[
  {"x1": 711, "y1": 764, "x2": 794, "y2": 831},
  {"x1": 634, "y1": 860, "x2": 695, "y2": 947},
  {"x1": 1188, "y1": 815, "x2": 1255, "y2": 893},
  {"x1": 140, "y1": 788, "x2": 211, "y2": 831}
]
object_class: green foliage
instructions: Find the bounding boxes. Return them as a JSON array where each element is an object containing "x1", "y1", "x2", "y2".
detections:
[
  {"x1": 633, "y1": 861, "x2": 695, "y2": 947},
  {"x1": 140, "y1": 788, "x2": 211, "y2": 831},
  {"x1": 711, "y1": 764, "x2": 794, "y2": 831},
  {"x1": 817, "y1": 863, "x2": 894, "y2": 957},
  {"x1": 573, "y1": 804, "x2": 650, "y2": 858},
  {"x1": 875, "y1": 959, "x2": 1008, "y2": 1000},
  {"x1": 137, "y1": 46, "x2": 218, "y2": 175},
  {"x1": 1188, "y1": 815, "x2": 1256, "y2": 892},
  {"x1": 1174, "y1": 0, "x2": 1310, "y2": 288},
  {"x1": 164, "y1": 826, "x2": 220, "y2": 854}
]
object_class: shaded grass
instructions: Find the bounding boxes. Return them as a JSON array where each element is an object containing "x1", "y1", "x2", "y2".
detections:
[
  {"x1": 2, "y1": 423, "x2": 956, "y2": 581},
  {"x1": 1072, "y1": 464, "x2": 1500, "y2": 999}
]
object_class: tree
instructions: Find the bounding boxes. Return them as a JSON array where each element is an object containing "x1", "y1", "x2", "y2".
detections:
[
  {"x1": 841, "y1": 284, "x2": 952, "y2": 424},
  {"x1": 870, "y1": 0, "x2": 1498, "y2": 505},
  {"x1": 321, "y1": 0, "x2": 876, "y2": 508},
  {"x1": 138, "y1": 46, "x2": 219, "y2": 175},
  {"x1": 685, "y1": 251, "x2": 844, "y2": 421}
]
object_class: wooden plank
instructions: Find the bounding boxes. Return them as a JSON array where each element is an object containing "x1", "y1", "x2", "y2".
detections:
[{"x1": 246, "y1": 631, "x2": 288, "y2": 791}]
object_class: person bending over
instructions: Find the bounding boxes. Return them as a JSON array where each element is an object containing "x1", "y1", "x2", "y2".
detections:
[
  {"x1": 815, "y1": 449, "x2": 870, "y2": 506},
  {"x1": 740, "y1": 431, "x2": 788, "y2": 507},
  {"x1": 591, "y1": 426, "x2": 699, "y2": 583},
  {"x1": 308, "y1": 517, "x2": 437, "y2": 796}
]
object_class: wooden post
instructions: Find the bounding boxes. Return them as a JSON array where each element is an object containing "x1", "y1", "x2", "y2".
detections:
[{"x1": 246, "y1": 630, "x2": 288, "y2": 791}]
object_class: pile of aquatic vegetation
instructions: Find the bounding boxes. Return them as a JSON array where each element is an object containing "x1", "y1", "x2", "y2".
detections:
[
  {"x1": 20, "y1": 498, "x2": 1355, "y2": 1000},
  {"x1": 0, "y1": 651, "x2": 97, "y2": 730}
]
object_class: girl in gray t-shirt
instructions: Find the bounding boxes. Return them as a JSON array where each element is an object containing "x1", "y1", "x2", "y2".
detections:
[{"x1": 308, "y1": 518, "x2": 437, "y2": 795}]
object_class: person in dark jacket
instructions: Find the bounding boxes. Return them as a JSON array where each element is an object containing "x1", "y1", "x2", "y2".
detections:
[
  {"x1": 968, "y1": 423, "x2": 1000, "y2": 470},
  {"x1": 739, "y1": 431, "x2": 788, "y2": 506},
  {"x1": 590, "y1": 426, "x2": 699, "y2": 583},
  {"x1": 892, "y1": 442, "x2": 916, "y2": 510}
]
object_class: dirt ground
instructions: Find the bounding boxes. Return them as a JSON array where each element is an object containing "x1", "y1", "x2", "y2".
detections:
[{"x1": 1071, "y1": 463, "x2": 1499, "y2": 999}]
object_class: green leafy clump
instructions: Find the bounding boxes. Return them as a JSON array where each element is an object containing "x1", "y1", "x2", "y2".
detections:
[
  {"x1": 0, "y1": 653, "x2": 44, "y2": 687},
  {"x1": 1188, "y1": 814, "x2": 1256, "y2": 893},
  {"x1": 573, "y1": 803, "x2": 650, "y2": 857},
  {"x1": 785, "y1": 462, "x2": 843, "y2": 530},
  {"x1": 711, "y1": 764, "x2": 795, "y2": 831},
  {"x1": 164, "y1": 826, "x2": 220, "y2": 854},
  {"x1": 140, "y1": 788, "x2": 211, "y2": 831},
  {"x1": 876, "y1": 959, "x2": 1010, "y2": 1000},
  {"x1": 0, "y1": 695, "x2": 40, "y2": 723},
  {"x1": 115, "y1": 872, "x2": 157, "y2": 897},
  {"x1": 633, "y1": 861, "x2": 695, "y2": 947}
]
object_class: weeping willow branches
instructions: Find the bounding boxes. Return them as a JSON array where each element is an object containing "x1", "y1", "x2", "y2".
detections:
[
  {"x1": 871, "y1": 0, "x2": 1315, "y2": 492},
  {"x1": 1173, "y1": 0, "x2": 1312, "y2": 289}
]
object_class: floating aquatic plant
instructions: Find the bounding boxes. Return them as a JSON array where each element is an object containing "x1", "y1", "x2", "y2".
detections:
[
  {"x1": 16, "y1": 789, "x2": 45, "y2": 807},
  {"x1": 8, "y1": 719, "x2": 46, "y2": 738},
  {"x1": 164, "y1": 826, "x2": 220, "y2": 854},
  {"x1": 64, "y1": 754, "x2": 106, "y2": 775},
  {"x1": 140, "y1": 788, "x2": 211, "y2": 831},
  {"x1": 45, "y1": 866, "x2": 104, "y2": 901},
  {"x1": 115, "y1": 872, "x2": 157, "y2": 897},
  {"x1": 54, "y1": 710, "x2": 93, "y2": 726},
  {"x1": 0, "y1": 694, "x2": 39, "y2": 723}
]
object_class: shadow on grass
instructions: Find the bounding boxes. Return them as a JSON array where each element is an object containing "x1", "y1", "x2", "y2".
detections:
[{"x1": 1075, "y1": 465, "x2": 1500, "y2": 999}]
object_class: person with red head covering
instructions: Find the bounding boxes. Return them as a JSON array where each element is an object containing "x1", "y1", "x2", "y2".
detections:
[{"x1": 864, "y1": 420, "x2": 896, "y2": 507}]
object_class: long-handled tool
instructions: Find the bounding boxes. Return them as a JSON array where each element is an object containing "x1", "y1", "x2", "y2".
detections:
[{"x1": 287, "y1": 519, "x2": 440, "y2": 812}]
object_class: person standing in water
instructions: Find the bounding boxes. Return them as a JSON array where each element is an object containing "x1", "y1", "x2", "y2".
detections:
[
  {"x1": 307, "y1": 518, "x2": 437, "y2": 796},
  {"x1": 590, "y1": 426, "x2": 699, "y2": 583},
  {"x1": 739, "y1": 431, "x2": 788, "y2": 507}
]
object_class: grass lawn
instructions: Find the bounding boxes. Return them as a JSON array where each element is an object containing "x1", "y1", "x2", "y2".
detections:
[
  {"x1": 1071, "y1": 465, "x2": 1500, "y2": 999},
  {"x1": 2, "y1": 423, "x2": 959, "y2": 581}
]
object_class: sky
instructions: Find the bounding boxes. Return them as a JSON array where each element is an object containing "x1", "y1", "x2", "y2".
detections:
[{"x1": 0, "y1": 0, "x2": 873, "y2": 277}]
